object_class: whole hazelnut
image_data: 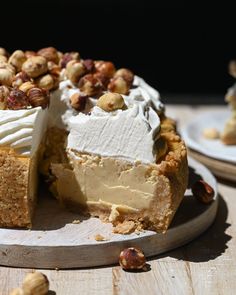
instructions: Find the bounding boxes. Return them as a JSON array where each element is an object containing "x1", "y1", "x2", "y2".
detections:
[
  {"x1": 12, "y1": 72, "x2": 31, "y2": 88},
  {"x1": 22, "y1": 56, "x2": 48, "y2": 78},
  {"x1": 95, "y1": 61, "x2": 116, "y2": 78},
  {"x1": 19, "y1": 81, "x2": 36, "y2": 94},
  {"x1": 78, "y1": 74, "x2": 103, "y2": 96},
  {"x1": 70, "y1": 92, "x2": 87, "y2": 111},
  {"x1": 108, "y1": 76, "x2": 130, "y2": 95},
  {"x1": 9, "y1": 288, "x2": 25, "y2": 295},
  {"x1": 8, "y1": 50, "x2": 26, "y2": 72},
  {"x1": 191, "y1": 180, "x2": 215, "y2": 204},
  {"x1": 0, "y1": 55, "x2": 7, "y2": 63},
  {"x1": 114, "y1": 68, "x2": 134, "y2": 86},
  {"x1": 7, "y1": 89, "x2": 29, "y2": 110},
  {"x1": 0, "y1": 85, "x2": 10, "y2": 109},
  {"x1": 65, "y1": 60, "x2": 86, "y2": 83},
  {"x1": 60, "y1": 52, "x2": 80, "y2": 68},
  {"x1": 83, "y1": 59, "x2": 95, "y2": 72},
  {"x1": 0, "y1": 68, "x2": 14, "y2": 86},
  {"x1": 0, "y1": 61, "x2": 16, "y2": 74},
  {"x1": 38, "y1": 46, "x2": 59, "y2": 64},
  {"x1": 36, "y1": 74, "x2": 55, "y2": 90},
  {"x1": 25, "y1": 51, "x2": 37, "y2": 59},
  {"x1": 22, "y1": 271, "x2": 49, "y2": 295},
  {"x1": 119, "y1": 247, "x2": 146, "y2": 270},
  {"x1": 93, "y1": 71, "x2": 110, "y2": 87},
  {"x1": 47, "y1": 61, "x2": 61, "y2": 77},
  {"x1": 0, "y1": 47, "x2": 9, "y2": 57},
  {"x1": 97, "y1": 92, "x2": 125, "y2": 112},
  {"x1": 28, "y1": 87, "x2": 49, "y2": 109}
]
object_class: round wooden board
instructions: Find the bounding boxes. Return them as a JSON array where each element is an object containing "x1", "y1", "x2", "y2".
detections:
[
  {"x1": 188, "y1": 149, "x2": 236, "y2": 182},
  {"x1": 0, "y1": 157, "x2": 218, "y2": 269}
]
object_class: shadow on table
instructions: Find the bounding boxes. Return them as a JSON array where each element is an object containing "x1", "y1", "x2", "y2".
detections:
[{"x1": 155, "y1": 195, "x2": 231, "y2": 263}]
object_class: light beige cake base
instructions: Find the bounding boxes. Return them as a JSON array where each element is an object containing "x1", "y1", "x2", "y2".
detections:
[
  {"x1": 51, "y1": 118, "x2": 188, "y2": 234},
  {"x1": 0, "y1": 148, "x2": 38, "y2": 228}
]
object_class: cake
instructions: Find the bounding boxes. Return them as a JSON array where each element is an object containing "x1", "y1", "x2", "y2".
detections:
[{"x1": 0, "y1": 47, "x2": 188, "y2": 233}]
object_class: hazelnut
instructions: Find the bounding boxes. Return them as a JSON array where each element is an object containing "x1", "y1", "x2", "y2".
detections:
[
  {"x1": 108, "y1": 76, "x2": 130, "y2": 95},
  {"x1": 8, "y1": 50, "x2": 26, "y2": 72},
  {"x1": 0, "y1": 68, "x2": 14, "y2": 86},
  {"x1": 25, "y1": 51, "x2": 37, "y2": 59},
  {"x1": 229, "y1": 60, "x2": 236, "y2": 78},
  {"x1": 97, "y1": 92, "x2": 125, "y2": 112},
  {"x1": 191, "y1": 180, "x2": 215, "y2": 204},
  {"x1": 28, "y1": 87, "x2": 49, "y2": 109},
  {"x1": 47, "y1": 61, "x2": 61, "y2": 77},
  {"x1": 114, "y1": 68, "x2": 134, "y2": 86},
  {"x1": 60, "y1": 52, "x2": 80, "y2": 68},
  {"x1": 93, "y1": 71, "x2": 110, "y2": 87},
  {"x1": 36, "y1": 74, "x2": 55, "y2": 90},
  {"x1": 78, "y1": 74, "x2": 103, "y2": 96},
  {"x1": 0, "y1": 47, "x2": 9, "y2": 57},
  {"x1": 70, "y1": 92, "x2": 87, "y2": 111},
  {"x1": 7, "y1": 89, "x2": 29, "y2": 110},
  {"x1": 0, "y1": 55, "x2": 7, "y2": 63},
  {"x1": 95, "y1": 61, "x2": 116, "y2": 78},
  {"x1": 38, "y1": 46, "x2": 59, "y2": 64},
  {"x1": 0, "y1": 85, "x2": 10, "y2": 109},
  {"x1": 22, "y1": 272, "x2": 49, "y2": 295},
  {"x1": 119, "y1": 247, "x2": 146, "y2": 270},
  {"x1": 22, "y1": 56, "x2": 48, "y2": 78},
  {"x1": 9, "y1": 288, "x2": 25, "y2": 295},
  {"x1": 12, "y1": 72, "x2": 31, "y2": 88},
  {"x1": 83, "y1": 59, "x2": 95, "y2": 72},
  {"x1": 0, "y1": 61, "x2": 16, "y2": 74},
  {"x1": 19, "y1": 81, "x2": 36, "y2": 94},
  {"x1": 65, "y1": 60, "x2": 86, "y2": 83}
]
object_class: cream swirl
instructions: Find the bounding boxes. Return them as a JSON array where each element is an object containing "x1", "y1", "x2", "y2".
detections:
[{"x1": 0, "y1": 107, "x2": 48, "y2": 156}]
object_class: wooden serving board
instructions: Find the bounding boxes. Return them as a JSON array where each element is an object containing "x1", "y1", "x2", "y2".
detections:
[
  {"x1": 188, "y1": 149, "x2": 236, "y2": 182},
  {"x1": 0, "y1": 157, "x2": 218, "y2": 269}
]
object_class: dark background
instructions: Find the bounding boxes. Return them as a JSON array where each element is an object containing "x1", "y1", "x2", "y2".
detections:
[{"x1": 1, "y1": 0, "x2": 236, "y2": 103}]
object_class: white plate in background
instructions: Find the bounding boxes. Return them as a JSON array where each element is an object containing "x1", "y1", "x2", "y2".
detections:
[{"x1": 181, "y1": 109, "x2": 236, "y2": 164}]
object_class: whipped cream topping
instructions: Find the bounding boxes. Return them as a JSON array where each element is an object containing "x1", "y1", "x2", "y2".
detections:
[
  {"x1": 0, "y1": 107, "x2": 48, "y2": 156},
  {"x1": 67, "y1": 76, "x2": 164, "y2": 164}
]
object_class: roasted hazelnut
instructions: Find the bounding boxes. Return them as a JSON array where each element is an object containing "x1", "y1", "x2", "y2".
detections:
[
  {"x1": 229, "y1": 60, "x2": 236, "y2": 78},
  {"x1": 47, "y1": 61, "x2": 61, "y2": 77},
  {"x1": 191, "y1": 180, "x2": 215, "y2": 204},
  {"x1": 22, "y1": 56, "x2": 48, "y2": 78},
  {"x1": 0, "y1": 68, "x2": 14, "y2": 86},
  {"x1": 8, "y1": 50, "x2": 26, "y2": 72},
  {"x1": 93, "y1": 71, "x2": 110, "y2": 87},
  {"x1": 0, "y1": 55, "x2": 7, "y2": 63},
  {"x1": 28, "y1": 87, "x2": 49, "y2": 109},
  {"x1": 22, "y1": 272, "x2": 49, "y2": 295},
  {"x1": 97, "y1": 92, "x2": 125, "y2": 112},
  {"x1": 0, "y1": 61, "x2": 16, "y2": 74},
  {"x1": 119, "y1": 247, "x2": 146, "y2": 270},
  {"x1": 78, "y1": 74, "x2": 103, "y2": 96},
  {"x1": 60, "y1": 52, "x2": 80, "y2": 68},
  {"x1": 70, "y1": 92, "x2": 87, "y2": 111},
  {"x1": 83, "y1": 59, "x2": 95, "y2": 72},
  {"x1": 108, "y1": 76, "x2": 130, "y2": 95},
  {"x1": 38, "y1": 46, "x2": 59, "y2": 64},
  {"x1": 65, "y1": 60, "x2": 86, "y2": 83},
  {"x1": 7, "y1": 89, "x2": 29, "y2": 110},
  {"x1": 95, "y1": 61, "x2": 116, "y2": 78},
  {"x1": 19, "y1": 81, "x2": 36, "y2": 94},
  {"x1": 0, "y1": 47, "x2": 9, "y2": 57},
  {"x1": 25, "y1": 51, "x2": 37, "y2": 59},
  {"x1": 36, "y1": 74, "x2": 55, "y2": 90},
  {"x1": 0, "y1": 85, "x2": 9, "y2": 109},
  {"x1": 12, "y1": 72, "x2": 31, "y2": 88},
  {"x1": 9, "y1": 288, "x2": 25, "y2": 295},
  {"x1": 114, "y1": 68, "x2": 134, "y2": 86}
]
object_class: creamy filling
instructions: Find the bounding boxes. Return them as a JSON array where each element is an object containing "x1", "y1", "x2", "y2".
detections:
[{"x1": 0, "y1": 107, "x2": 48, "y2": 156}]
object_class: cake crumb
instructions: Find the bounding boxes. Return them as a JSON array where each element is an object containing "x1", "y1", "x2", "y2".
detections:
[
  {"x1": 203, "y1": 127, "x2": 220, "y2": 139},
  {"x1": 94, "y1": 234, "x2": 107, "y2": 241},
  {"x1": 113, "y1": 220, "x2": 136, "y2": 234},
  {"x1": 72, "y1": 219, "x2": 81, "y2": 224},
  {"x1": 55, "y1": 267, "x2": 59, "y2": 271}
]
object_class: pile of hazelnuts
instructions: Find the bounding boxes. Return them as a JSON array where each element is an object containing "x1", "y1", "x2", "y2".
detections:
[{"x1": 0, "y1": 46, "x2": 134, "y2": 112}]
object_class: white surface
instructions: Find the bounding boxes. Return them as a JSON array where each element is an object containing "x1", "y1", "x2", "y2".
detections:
[
  {"x1": 181, "y1": 109, "x2": 236, "y2": 163},
  {"x1": 0, "y1": 157, "x2": 218, "y2": 269}
]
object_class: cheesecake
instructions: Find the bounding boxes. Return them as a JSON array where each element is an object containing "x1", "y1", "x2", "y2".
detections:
[{"x1": 0, "y1": 47, "x2": 188, "y2": 233}]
